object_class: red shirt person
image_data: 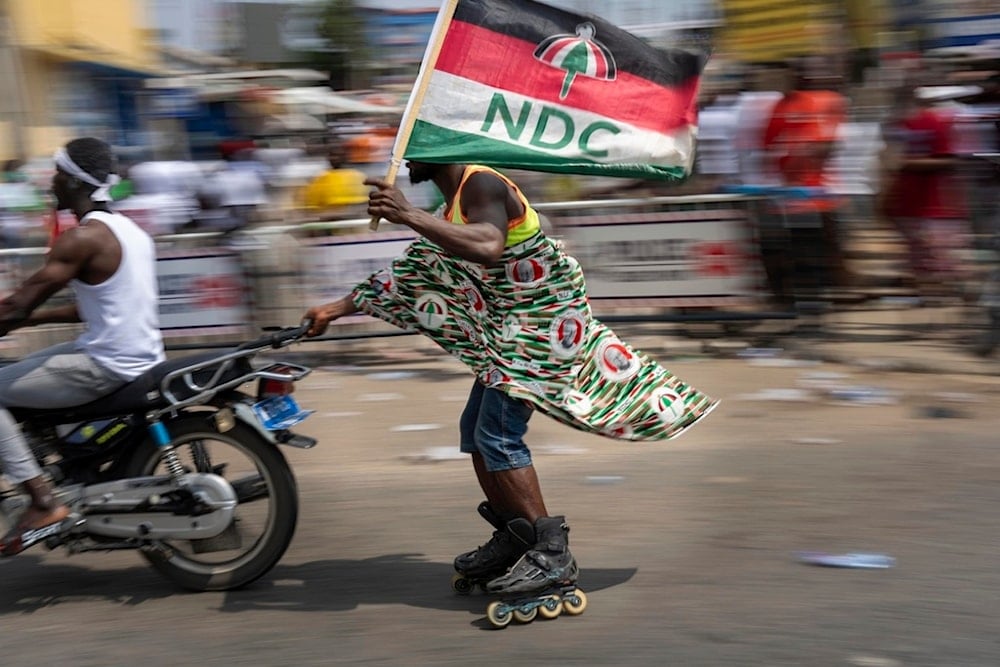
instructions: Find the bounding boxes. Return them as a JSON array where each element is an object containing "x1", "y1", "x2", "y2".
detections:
[
  {"x1": 882, "y1": 88, "x2": 969, "y2": 286},
  {"x1": 759, "y1": 59, "x2": 852, "y2": 296}
]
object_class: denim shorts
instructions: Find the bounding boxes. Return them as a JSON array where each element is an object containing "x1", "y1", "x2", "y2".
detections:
[{"x1": 459, "y1": 380, "x2": 534, "y2": 472}]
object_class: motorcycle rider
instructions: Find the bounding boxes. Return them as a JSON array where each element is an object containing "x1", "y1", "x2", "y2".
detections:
[{"x1": 0, "y1": 137, "x2": 164, "y2": 555}]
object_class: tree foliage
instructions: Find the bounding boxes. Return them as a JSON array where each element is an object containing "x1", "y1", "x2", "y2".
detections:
[{"x1": 316, "y1": 0, "x2": 370, "y2": 89}]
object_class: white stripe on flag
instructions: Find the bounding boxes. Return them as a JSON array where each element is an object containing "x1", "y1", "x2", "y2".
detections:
[{"x1": 417, "y1": 71, "x2": 696, "y2": 168}]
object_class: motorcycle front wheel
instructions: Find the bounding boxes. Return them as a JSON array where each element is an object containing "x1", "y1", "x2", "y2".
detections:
[{"x1": 124, "y1": 415, "x2": 298, "y2": 591}]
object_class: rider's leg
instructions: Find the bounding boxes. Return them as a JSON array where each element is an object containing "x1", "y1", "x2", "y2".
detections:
[
  {"x1": 0, "y1": 343, "x2": 126, "y2": 554},
  {"x1": 0, "y1": 409, "x2": 69, "y2": 554}
]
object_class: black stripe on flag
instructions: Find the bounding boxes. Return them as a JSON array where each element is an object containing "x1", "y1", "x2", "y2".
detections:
[{"x1": 454, "y1": 0, "x2": 705, "y2": 86}]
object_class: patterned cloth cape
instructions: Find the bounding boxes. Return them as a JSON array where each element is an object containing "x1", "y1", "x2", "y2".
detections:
[{"x1": 350, "y1": 232, "x2": 718, "y2": 441}]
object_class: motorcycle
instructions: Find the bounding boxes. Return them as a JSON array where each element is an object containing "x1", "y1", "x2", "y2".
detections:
[{"x1": 1, "y1": 323, "x2": 316, "y2": 591}]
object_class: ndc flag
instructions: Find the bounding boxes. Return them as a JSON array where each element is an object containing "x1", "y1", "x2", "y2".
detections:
[{"x1": 399, "y1": 0, "x2": 707, "y2": 181}]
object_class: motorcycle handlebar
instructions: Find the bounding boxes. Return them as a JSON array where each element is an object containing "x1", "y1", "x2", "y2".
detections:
[{"x1": 237, "y1": 320, "x2": 313, "y2": 351}]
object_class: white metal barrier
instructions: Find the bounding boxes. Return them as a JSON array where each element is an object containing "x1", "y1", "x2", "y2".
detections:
[{"x1": 0, "y1": 194, "x2": 772, "y2": 356}]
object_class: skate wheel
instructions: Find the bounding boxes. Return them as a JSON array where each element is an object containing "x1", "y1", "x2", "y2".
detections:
[
  {"x1": 513, "y1": 607, "x2": 538, "y2": 624},
  {"x1": 538, "y1": 595, "x2": 562, "y2": 620},
  {"x1": 562, "y1": 588, "x2": 588, "y2": 616},
  {"x1": 451, "y1": 573, "x2": 474, "y2": 595},
  {"x1": 486, "y1": 601, "x2": 512, "y2": 628}
]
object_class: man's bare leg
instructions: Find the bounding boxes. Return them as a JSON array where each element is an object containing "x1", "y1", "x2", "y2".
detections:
[{"x1": 472, "y1": 452, "x2": 547, "y2": 523}]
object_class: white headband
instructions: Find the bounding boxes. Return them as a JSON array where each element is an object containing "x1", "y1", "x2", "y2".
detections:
[{"x1": 54, "y1": 147, "x2": 120, "y2": 202}]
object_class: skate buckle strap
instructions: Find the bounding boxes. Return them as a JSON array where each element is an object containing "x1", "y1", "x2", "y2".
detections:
[
  {"x1": 527, "y1": 550, "x2": 559, "y2": 568},
  {"x1": 539, "y1": 541, "x2": 567, "y2": 554}
]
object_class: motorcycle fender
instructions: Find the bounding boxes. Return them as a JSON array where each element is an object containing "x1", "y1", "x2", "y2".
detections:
[
  {"x1": 231, "y1": 402, "x2": 317, "y2": 449},
  {"x1": 232, "y1": 401, "x2": 278, "y2": 443}
]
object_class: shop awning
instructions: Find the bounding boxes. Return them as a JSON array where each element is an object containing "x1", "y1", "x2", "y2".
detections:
[
  {"x1": 270, "y1": 87, "x2": 402, "y2": 115},
  {"x1": 27, "y1": 43, "x2": 170, "y2": 78}
]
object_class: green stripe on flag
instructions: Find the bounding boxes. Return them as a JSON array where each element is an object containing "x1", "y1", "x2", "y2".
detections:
[{"x1": 404, "y1": 120, "x2": 689, "y2": 180}]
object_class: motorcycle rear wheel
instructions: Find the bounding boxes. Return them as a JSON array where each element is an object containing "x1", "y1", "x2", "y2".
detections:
[{"x1": 124, "y1": 416, "x2": 298, "y2": 591}]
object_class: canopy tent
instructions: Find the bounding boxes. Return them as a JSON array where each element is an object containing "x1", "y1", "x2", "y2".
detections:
[{"x1": 269, "y1": 87, "x2": 403, "y2": 115}]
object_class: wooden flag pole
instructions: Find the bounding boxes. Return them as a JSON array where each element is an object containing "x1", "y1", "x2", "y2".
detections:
[{"x1": 369, "y1": 0, "x2": 459, "y2": 231}]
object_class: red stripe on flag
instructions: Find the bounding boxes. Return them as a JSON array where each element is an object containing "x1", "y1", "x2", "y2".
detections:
[{"x1": 435, "y1": 20, "x2": 697, "y2": 133}]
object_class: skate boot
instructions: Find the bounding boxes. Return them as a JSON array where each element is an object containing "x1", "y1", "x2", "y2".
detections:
[
  {"x1": 483, "y1": 516, "x2": 587, "y2": 628},
  {"x1": 451, "y1": 502, "x2": 532, "y2": 594}
]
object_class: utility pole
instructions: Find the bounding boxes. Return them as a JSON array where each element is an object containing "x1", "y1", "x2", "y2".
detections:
[{"x1": 0, "y1": 0, "x2": 28, "y2": 160}]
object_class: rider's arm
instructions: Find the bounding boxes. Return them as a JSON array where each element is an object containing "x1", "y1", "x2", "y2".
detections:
[
  {"x1": 366, "y1": 173, "x2": 507, "y2": 265},
  {"x1": 0, "y1": 228, "x2": 91, "y2": 334},
  {"x1": 20, "y1": 304, "x2": 81, "y2": 327}
]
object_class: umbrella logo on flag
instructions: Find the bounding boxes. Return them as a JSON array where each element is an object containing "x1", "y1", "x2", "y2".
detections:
[{"x1": 534, "y1": 22, "x2": 617, "y2": 100}]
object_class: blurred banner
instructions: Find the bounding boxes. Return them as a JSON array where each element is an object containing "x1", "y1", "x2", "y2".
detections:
[
  {"x1": 718, "y1": 0, "x2": 842, "y2": 61},
  {"x1": 156, "y1": 249, "x2": 251, "y2": 336},
  {"x1": 918, "y1": 0, "x2": 1000, "y2": 49},
  {"x1": 302, "y1": 230, "x2": 418, "y2": 308},
  {"x1": 541, "y1": 198, "x2": 763, "y2": 308},
  {"x1": 398, "y1": 0, "x2": 706, "y2": 181}
]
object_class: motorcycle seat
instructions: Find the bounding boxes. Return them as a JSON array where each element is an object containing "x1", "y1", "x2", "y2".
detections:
[{"x1": 11, "y1": 350, "x2": 254, "y2": 423}]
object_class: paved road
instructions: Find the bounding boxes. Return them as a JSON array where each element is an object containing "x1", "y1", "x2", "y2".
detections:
[{"x1": 1, "y1": 332, "x2": 998, "y2": 666}]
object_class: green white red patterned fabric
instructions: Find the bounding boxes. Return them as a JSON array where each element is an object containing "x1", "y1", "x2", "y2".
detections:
[{"x1": 350, "y1": 233, "x2": 717, "y2": 441}]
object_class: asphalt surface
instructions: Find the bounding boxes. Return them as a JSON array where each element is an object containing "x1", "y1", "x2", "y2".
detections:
[{"x1": 1, "y1": 316, "x2": 999, "y2": 666}]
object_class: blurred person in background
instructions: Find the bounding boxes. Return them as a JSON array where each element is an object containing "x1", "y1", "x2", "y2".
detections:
[
  {"x1": 197, "y1": 143, "x2": 269, "y2": 235},
  {"x1": 692, "y1": 67, "x2": 744, "y2": 193},
  {"x1": 0, "y1": 160, "x2": 46, "y2": 248},
  {"x1": 0, "y1": 137, "x2": 164, "y2": 555},
  {"x1": 762, "y1": 57, "x2": 852, "y2": 303},
  {"x1": 732, "y1": 69, "x2": 784, "y2": 186},
  {"x1": 299, "y1": 141, "x2": 369, "y2": 222},
  {"x1": 953, "y1": 73, "x2": 1000, "y2": 249},
  {"x1": 880, "y1": 80, "x2": 970, "y2": 298},
  {"x1": 344, "y1": 125, "x2": 396, "y2": 178},
  {"x1": 113, "y1": 158, "x2": 202, "y2": 236}
]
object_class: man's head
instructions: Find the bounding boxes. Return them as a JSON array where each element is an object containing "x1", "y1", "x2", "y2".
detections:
[
  {"x1": 326, "y1": 143, "x2": 347, "y2": 169},
  {"x1": 52, "y1": 137, "x2": 118, "y2": 210},
  {"x1": 787, "y1": 55, "x2": 842, "y2": 92},
  {"x1": 406, "y1": 160, "x2": 441, "y2": 185},
  {"x1": 2, "y1": 159, "x2": 25, "y2": 183}
]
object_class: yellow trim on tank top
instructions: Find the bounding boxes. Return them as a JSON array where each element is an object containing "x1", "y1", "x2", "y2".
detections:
[{"x1": 445, "y1": 165, "x2": 541, "y2": 247}]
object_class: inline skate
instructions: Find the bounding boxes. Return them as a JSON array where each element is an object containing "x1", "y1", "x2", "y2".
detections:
[
  {"x1": 483, "y1": 515, "x2": 587, "y2": 628},
  {"x1": 451, "y1": 502, "x2": 532, "y2": 594}
]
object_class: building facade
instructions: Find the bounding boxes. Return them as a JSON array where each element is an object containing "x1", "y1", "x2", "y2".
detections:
[{"x1": 0, "y1": 0, "x2": 168, "y2": 161}]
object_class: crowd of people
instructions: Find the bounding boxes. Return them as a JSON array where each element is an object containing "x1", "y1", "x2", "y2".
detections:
[{"x1": 692, "y1": 55, "x2": 1000, "y2": 305}]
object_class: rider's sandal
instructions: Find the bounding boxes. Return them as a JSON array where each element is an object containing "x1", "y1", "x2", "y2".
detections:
[{"x1": 0, "y1": 505, "x2": 70, "y2": 557}]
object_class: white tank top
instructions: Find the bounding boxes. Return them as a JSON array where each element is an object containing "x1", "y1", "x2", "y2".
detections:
[{"x1": 71, "y1": 210, "x2": 165, "y2": 380}]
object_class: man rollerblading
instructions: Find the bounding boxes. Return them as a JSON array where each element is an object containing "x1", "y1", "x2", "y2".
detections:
[{"x1": 303, "y1": 161, "x2": 714, "y2": 628}]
